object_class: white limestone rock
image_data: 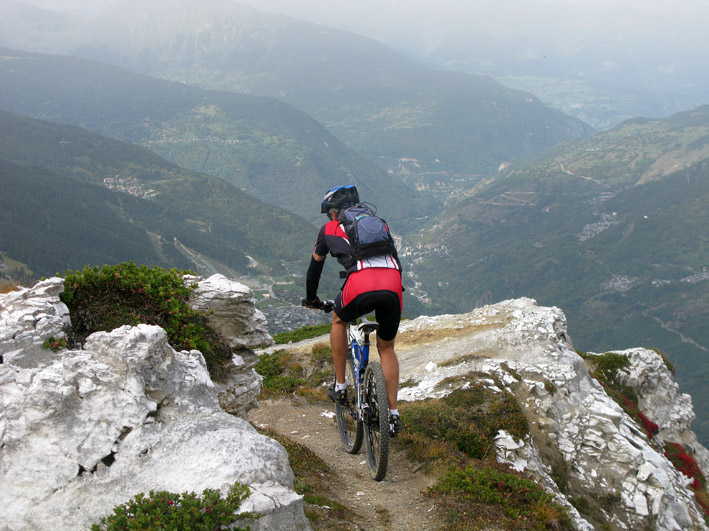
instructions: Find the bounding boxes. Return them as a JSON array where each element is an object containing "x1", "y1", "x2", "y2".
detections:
[
  {"x1": 187, "y1": 274, "x2": 272, "y2": 417},
  {"x1": 0, "y1": 277, "x2": 70, "y2": 367},
  {"x1": 613, "y1": 347, "x2": 709, "y2": 474},
  {"x1": 189, "y1": 274, "x2": 273, "y2": 349},
  {"x1": 0, "y1": 281, "x2": 310, "y2": 531},
  {"x1": 396, "y1": 298, "x2": 708, "y2": 531}
]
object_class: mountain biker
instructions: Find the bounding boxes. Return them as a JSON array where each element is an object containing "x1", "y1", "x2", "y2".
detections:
[{"x1": 303, "y1": 184, "x2": 403, "y2": 436}]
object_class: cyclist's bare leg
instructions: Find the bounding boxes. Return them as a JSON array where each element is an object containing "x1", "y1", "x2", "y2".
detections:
[
  {"x1": 376, "y1": 337, "x2": 399, "y2": 410},
  {"x1": 331, "y1": 311, "x2": 348, "y2": 384}
]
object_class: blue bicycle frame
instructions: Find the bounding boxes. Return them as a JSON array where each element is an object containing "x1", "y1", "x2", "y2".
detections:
[{"x1": 350, "y1": 327, "x2": 370, "y2": 389}]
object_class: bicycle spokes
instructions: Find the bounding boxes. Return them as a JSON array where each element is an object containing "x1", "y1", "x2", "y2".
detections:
[
  {"x1": 364, "y1": 362, "x2": 389, "y2": 481},
  {"x1": 334, "y1": 321, "x2": 388, "y2": 480},
  {"x1": 335, "y1": 356, "x2": 363, "y2": 454}
]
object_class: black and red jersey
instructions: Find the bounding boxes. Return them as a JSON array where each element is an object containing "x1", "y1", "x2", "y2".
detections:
[{"x1": 314, "y1": 220, "x2": 401, "y2": 276}]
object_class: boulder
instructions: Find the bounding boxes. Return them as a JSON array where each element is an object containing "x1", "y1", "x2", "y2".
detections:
[
  {"x1": 188, "y1": 273, "x2": 273, "y2": 350},
  {"x1": 188, "y1": 274, "x2": 274, "y2": 417},
  {"x1": 0, "y1": 279, "x2": 309, "y2": 531},
  {"x1": 0, "y1": 277, "x2": 70, "y2": 367}
]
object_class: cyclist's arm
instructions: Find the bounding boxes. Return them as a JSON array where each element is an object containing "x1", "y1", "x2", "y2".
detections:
[
  {"x1": 306, "y1": 224, "x2": 330, "y2": 305},
  {"x1": 306, "y1": 252, "x2": 326, "y2": 303}
]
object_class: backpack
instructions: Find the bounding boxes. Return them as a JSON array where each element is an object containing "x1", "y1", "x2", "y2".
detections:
[{"x1": 338, "y1": 204, "x2": 397, "y2": 266}]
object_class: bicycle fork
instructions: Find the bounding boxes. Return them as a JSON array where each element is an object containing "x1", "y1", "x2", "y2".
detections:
[{"x1": 351, "y1": 338, "x2": 370, "y2": 420}]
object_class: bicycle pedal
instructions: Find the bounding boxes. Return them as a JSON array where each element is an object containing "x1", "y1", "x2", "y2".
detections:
[
  {"x1": 327, "y1": 383, "x2": 348, "y2": 404},
  {"x1": 389, "y1": 414, "x2": 402, "y2": 437}
]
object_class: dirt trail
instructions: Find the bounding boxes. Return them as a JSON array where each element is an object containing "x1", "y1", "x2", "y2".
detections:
[{"x1": 248, "y1": 396, "x2": 445, "y2": 530}]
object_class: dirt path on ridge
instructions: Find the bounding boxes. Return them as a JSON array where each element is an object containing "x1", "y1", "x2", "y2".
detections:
[{"x1": 248, "y1": 396, "x2": 445, "y2": 530}]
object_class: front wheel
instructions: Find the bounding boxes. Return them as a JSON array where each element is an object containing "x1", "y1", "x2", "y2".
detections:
[
  {"x1": 336, "y1": 356, "x2": 363, "y2": 454},
  {"x1": 363, "y1": 361, "x2": 390, "y2": 481}
]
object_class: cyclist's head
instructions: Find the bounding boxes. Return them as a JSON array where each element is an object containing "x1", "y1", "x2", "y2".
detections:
[{"x1": 321, "y1": 184, "x2": 359, "y2": 215}]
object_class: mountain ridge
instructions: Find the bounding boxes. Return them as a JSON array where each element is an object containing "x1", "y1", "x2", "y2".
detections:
[
  {"x1": 0, "y1": 0, "x2": 595, "y2": 191},
  {"x1": 410, "y1": 106, "x2": 709, "y2": 444},
  {"x1": 0, "y1": 110, "x2": 316, "y2": 279},
  {"x1": 0, "y1": 46, "x2": 432, "y2": 227}
]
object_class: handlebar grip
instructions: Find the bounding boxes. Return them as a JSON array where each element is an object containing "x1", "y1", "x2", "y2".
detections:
[{"x1": 301, "y1": 298, "x2": 335, "y2": 313}]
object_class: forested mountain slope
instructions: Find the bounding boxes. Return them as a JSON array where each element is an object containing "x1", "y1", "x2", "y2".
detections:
[
  {"x1": 0, "y1": 159, "x2": 191, "y2": 279},
  {"x1": 0, "y1": 111, "x2": 316, "y2": 279},
  {"x1": 0, "y1": 0, "x2": 594, "y2": 193},
  {"x1": 412, "y1": 106, "x2": 709, "y2": 443},
  {"x1": 0, "y1": 47, "x2": 431, "y2": 227}
]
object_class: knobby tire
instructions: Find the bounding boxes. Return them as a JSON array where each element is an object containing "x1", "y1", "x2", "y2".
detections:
[
  {"x1": 336, "y1": 356, "x2": 363, "y2": 454},
  {"x1": 364, "y1": 361, "x2": 389, "y2": 481}
]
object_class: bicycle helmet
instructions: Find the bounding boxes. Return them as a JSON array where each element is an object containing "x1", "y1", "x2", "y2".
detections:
[{"x1": 320, "y1": 184, "x2": 360, "y2": 213}]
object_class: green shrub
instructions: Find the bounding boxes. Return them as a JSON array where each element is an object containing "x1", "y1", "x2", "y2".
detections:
[
  {"x1": 592, "y1": 352, "x2": 630, "y2": 385},
  {"x1": 91, "y1": 484, "x2": 252, "y2": 530},
  {"x1": 61, "y1": 263, "x2": 231, "y2": 380},
  {"x1": 42, "y1": 336, "x2": 67, "y2": 351},
  {"x1": 255, "y1": 350, "x2": 305, "y2": 393},
  {"x1": 399, "y1": 384, "x2": 529, "y2": 465},
  {"x1": 430, "y1": 465, "x2": 570, "y2": 530},
  {"x1": 272, "y1": 323, "x2": 331, "y2": 344}
]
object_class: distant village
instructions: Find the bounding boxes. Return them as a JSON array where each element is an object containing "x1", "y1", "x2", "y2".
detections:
[{"x1": 103, "y1": 176, "x2": 158, "y2": 199}]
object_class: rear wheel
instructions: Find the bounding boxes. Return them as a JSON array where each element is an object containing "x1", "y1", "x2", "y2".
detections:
[
  {"x1": 363, "y1": 361, "x2": 390, "y2": 481},
  {"x1": 336, "y1": 356, "x2": 363, "y2": 454}
]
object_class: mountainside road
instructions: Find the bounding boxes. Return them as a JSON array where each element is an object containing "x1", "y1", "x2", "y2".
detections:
[{"x1": 248, "y1": 397, "x2": 445, "y2": 531}]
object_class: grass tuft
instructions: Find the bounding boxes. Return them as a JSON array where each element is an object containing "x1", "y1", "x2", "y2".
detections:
[
  {"x1": 429, "y1": 464, "x2": 571, "y2": 530},
  {"x1": 0, "y1": 279, "x2": 20, "y2": 294},
  {"x1": 272, "y1": 324, "x2": 332, "y2": 344},
  {"x1": 255, "y1": 343, "x2": 333, "y2": 398},
  {"x1": 399, "y1": 383, "x2": 530, "y2": 468}
]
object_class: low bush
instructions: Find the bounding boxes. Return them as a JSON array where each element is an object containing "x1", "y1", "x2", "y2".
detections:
[
  {"x1": 60, "y1": 262, "x2": 232, "y2": 380},
  {"x1": 430, "y1": 465, "x2": 570, "y2": 530},
  {"x1": 399, "y1": 384, "x2": 529, "y2": 466},
  {"x1": 664, "y1": 442, "x2": 709, "y2": 520},
  {"x1": 395, "y1": 380, "x2": 568, "y2": 529},
  {"x1": 42, "y1": 336, "x2": 67, "y2": 351},
  {"x1": 255, "y1": 350, "x2": 306, "y2": 394},
  {"x1": 91, "y1": 484, "x2": 252, "y2": 530},
  {"x1": 254, "y1": 344, "x2": 333, "y2": 398}
]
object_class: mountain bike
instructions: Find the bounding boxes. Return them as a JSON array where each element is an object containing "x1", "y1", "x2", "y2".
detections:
[{"x1": 302, "y1": 299, "x2": 390, "y2": 481}]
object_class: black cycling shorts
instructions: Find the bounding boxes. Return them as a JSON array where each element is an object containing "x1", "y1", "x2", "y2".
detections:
[{"x1": 334, "y1": 289, "x2": 401, "y2": 341}]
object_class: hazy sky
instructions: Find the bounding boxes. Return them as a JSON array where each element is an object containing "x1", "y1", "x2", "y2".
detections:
[
  {"x1": 230, "y1": 0, "x2": 709, "y2": 51},
  {"x1": 20, "y1": 0, "x2": 709, "y2": 85},
  {"x1": 25, "y1": 0, "x2": 709, "y2": 41}
]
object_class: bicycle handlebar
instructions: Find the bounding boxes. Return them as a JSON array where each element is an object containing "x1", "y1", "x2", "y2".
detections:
[{"x1": 301, "y1": 298, "x2": 335, "y2": 313}]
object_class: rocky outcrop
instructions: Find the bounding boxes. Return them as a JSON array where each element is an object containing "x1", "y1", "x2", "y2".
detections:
[
  {"x1": 187, "y1": 273, "x2": 273, "y2": 417},
  {"x1": 395, "y1": 298, "x2": 708, "y2": 531},
  {"x1": 188, "y1": 273, "x2": 272, "y2": 350},
  {"x1": 0, "y1": 277, "x2": 71, "y2": 367},
  {"x1": 616, "y1": 347, "x2": 709, "y2": 473},
  {"x1": 0, "y1": 277, "x2": 309, "y2": 531}
]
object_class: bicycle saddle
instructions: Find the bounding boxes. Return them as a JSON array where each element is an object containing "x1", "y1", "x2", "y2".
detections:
[{"x1": 358, "y1": 322, "x2": 379, "y2": 334}]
